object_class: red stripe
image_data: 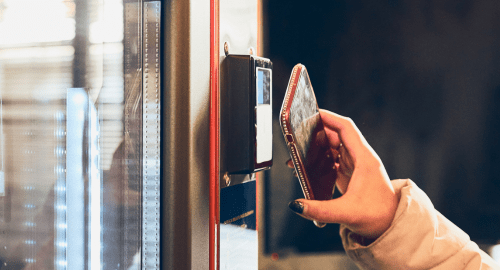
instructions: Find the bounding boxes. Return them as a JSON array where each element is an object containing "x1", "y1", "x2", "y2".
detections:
[
  {"x1": 257, "y1": 0, "x2": 262, "y2": 56},
  {"x1": 209, "y1": 0, "x2": 220, "y2": 270}
]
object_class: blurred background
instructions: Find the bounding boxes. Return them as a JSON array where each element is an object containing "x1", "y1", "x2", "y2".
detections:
[{"x1": 262, "y1": 0, "x2": 500, "y2": 266}]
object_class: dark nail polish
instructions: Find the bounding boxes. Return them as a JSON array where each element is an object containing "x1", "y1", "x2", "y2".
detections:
[{"x1": 288, "y1": 200, "x2": 304, "y2": 214}]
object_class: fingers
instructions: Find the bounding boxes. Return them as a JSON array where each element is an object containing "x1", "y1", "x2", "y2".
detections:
[
  {"x1": 288, "y1": 200, "x2": 314, "y2": 221},
  {"x1": 286, "y1": 159, "x2": 298, "y2": 177},
  {"x1": 334, "y1": 167, "x2": 351, "y2": 194},
  {"x1": 289, "y1": 198, "x2": 351, "y2": 224},
  {"x1": 319, "y1": 109, "x2": 368, "y2": 164},
  {"x1": 323, "y1": 125, "x2": 341, "y2": 148},
  {"x1": 285, "y1": 110, "x2": 397, "y2": 238}
]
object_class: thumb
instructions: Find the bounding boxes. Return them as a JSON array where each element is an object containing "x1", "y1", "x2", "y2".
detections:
[{"x1": 288, "y1": 197, "x2": 350, "y2": 224}]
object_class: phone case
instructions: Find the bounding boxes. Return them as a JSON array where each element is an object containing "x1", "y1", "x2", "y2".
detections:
[{"x1": 280, "y1": 64, "x2": 336, "y2": 211}]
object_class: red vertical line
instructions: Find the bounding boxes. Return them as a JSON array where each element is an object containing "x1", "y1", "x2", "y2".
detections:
[
  {"x1": 209, "y1": 1, "x2": 220, "y2": 270},
  {"x1": 257, "y1": 0, "x2": 262, "y2": 57}
]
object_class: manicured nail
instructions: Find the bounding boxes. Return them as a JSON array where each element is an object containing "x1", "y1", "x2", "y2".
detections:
[{"x1": 288, "y1": 200, "x2": 304, "y2": 214}]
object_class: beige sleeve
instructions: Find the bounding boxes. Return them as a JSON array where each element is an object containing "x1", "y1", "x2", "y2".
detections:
[{"x1": 340, "y1": 179, "x2": 500, "y2": 270}]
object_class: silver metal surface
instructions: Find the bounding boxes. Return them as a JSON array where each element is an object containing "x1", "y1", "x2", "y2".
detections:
[
  {"x1": 142, "y1": 2, "x2": 161, "y2": 269},
  {"x1": 219, "y1": 0, "x2": 258, "y2": 60},
  {"x1": 161, "y1": 1, "x2": 210, "y2": 269},
  {"x1": 123, "y1": 1, "x2": 143, "y2": 269},
  {"x1": 219, "y1": 1, "x2": 259, "y2": 269}
]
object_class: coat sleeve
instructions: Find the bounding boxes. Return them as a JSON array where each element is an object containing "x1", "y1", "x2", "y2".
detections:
[{"x1": 339, "y1": 179, "x2": 500, "y2": 270}]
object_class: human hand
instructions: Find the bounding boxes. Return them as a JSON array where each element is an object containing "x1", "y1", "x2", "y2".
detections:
[{"x1": 288, "y1": 109, "x2": 399, "y2": 240}]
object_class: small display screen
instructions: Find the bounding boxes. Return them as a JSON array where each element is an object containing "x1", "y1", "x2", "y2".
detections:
[{"x1": 257, "y1": 68, "x2": 271, "y2": 105}]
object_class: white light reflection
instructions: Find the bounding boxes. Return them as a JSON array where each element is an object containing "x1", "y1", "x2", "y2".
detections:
[
  {"x1": 54, "y1": 165, "x2": 65, "y2": 175},
  {"x1": 89, "y1": 0, "x2": 123, "y2": 43},
  {"x1": 0, "y1": 0, "x2": 75, "y2": 45},
  {"x1": 24, "y1": 222, "x2": 36, "y2": 227},
  {"x1": 55, "y1": 111, "x2": 65, "y2": 121},
  {"x1": 55, "y1": 129, "x2": 65, "y2": 138},
  {"x1": 72, "y1": 91, "x2": 86, "y2": 105},
  {"x1": 66, "y1": 88, "x2": 88, "y2": 270},
  {"x1": 55, "y1": 147, "x2": 65, "y2": 157},
  {"x1": 89, "y1": 99, "x2": 101, "y2": 270}
]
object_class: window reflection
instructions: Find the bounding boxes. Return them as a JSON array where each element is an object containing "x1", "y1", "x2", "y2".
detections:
[
  {"x1": 0, "y1": 0, "x2": 75, "y2": 45},
  {"x1": 0, "y1": 0, "x2": 144, "y2": 269}
]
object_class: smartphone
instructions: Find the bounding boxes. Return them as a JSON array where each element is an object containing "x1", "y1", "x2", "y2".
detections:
[{"x1": 280, "y1": 64, "x2": 337, "y2": 228}]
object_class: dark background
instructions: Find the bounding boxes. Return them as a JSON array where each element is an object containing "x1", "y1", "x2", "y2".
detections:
[{"x1": 263, "y1": 0, "x2": 500, "y2": 254}]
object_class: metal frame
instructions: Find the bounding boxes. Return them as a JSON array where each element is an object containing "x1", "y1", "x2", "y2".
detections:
[
  {"x1": 159, "y1": 0, "x2": 261, "y2": 268},
  {"x1": 161, "y1": 1, "x2": 211, "y2": 269},
  {"x1": 142, "y1": 2, "x2": 162, "y2": 269},
  {"x1": 209, "y1": 1, "x2": 220, "y2": 269},
  {"x1": 213, "y1": 1, "x2": 260, "y2": 269}
]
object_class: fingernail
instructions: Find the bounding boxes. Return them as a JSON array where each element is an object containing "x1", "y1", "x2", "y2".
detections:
[{"x1": 288, "y1": 200, "x2": 304, "y2": 214}]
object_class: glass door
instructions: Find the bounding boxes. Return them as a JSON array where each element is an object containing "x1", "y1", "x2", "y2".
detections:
[{"x1": 0, "y1": 0, "x2": 161, "y2": 269}]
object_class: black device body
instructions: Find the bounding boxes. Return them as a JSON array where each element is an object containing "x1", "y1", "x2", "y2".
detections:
[{"x1": 221, "y1": 54, "x2": 273, "y2": 175}]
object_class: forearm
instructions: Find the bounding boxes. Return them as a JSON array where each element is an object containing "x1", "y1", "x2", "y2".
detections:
[{"x1": 340, "y1": 179, "x2": 499, "y2": 270}]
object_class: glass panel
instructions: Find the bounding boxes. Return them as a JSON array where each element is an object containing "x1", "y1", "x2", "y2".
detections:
[{"x1": 0, "y1": 0, "x2": 150, "y2": 269}]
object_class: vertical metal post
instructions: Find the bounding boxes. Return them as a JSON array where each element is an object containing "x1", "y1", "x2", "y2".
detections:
[
  {"x1": 123, "y1": 0, "x2": 143, "y2": 268},
  {"x1": 217, "y1": 1, "x2": 259, "y2": 269},
  {"x1": 160, "y1": 1, "x2": 211, "y2": 269},
  {"x1": 142, "y1": 2, "x2": 161, "y2": 269},
  {"x1": 73, "y1": 0, "x2": 89, "y2": 88},
  {"x1": 66, "y1": 88, "x2": 87, "y2": 270}
]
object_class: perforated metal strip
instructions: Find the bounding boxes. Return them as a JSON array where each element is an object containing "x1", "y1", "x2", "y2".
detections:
[
  {"x1": 142, "y1": 2, "x2": 161, "y2": 269},
  {"x1": 124, "y1": 1, "x2": 142, "y2": 267}
]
